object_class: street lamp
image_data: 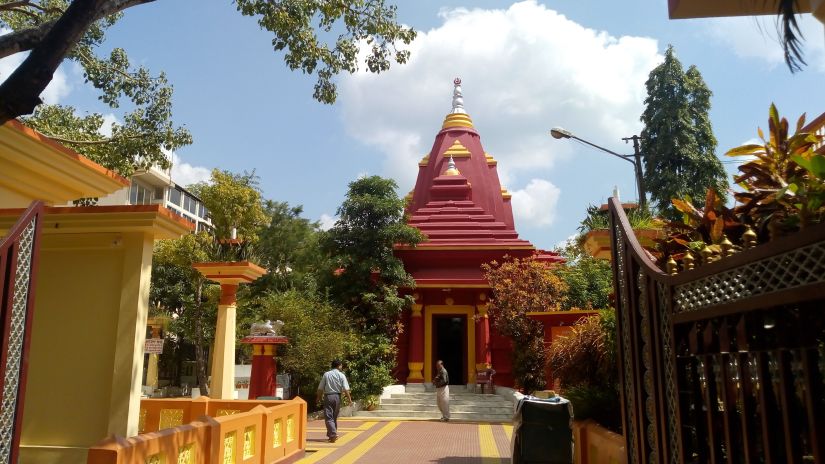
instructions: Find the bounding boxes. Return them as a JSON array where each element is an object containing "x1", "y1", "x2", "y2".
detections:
[{"x1": 550, "y1": 127, "x2": 646, "y2": 209}]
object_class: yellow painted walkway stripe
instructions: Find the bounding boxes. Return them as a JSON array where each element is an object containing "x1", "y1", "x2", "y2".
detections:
[
  {"x1": 503, "y1": 424, "x2": 513, "y2": 441},
  {"x1": 335, "y1": 421, "x2": 402, "y2": 464},
  {"x1": 479, "y1": 424, "x2": 501, "y2": 463}
]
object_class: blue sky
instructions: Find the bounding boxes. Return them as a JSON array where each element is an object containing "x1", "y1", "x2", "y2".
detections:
[{"x1": 3, "y1": 1, "x2": 825, "y2": 250}]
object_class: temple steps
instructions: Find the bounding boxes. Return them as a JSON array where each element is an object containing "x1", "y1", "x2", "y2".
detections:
[{"x1": 352, "y1": 387, "x2": 514, "y2": 422}]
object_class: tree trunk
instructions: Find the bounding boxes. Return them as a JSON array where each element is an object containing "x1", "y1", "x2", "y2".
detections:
[
  {"x1": 0, "y1": 0, "x2": 107, "y2": 123},
  {"x1": 193, "y1": 279, "x2": 210, "y2": 396}
]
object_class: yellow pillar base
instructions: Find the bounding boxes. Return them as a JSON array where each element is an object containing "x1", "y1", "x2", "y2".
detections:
[{"x1": 407, "y1": 362, "x2": 424, "y2": 382}]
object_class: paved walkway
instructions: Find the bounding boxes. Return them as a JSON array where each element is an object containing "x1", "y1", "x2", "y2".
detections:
[{"x1": 298, "y1": 418, "x2": 513, "y2": 463}]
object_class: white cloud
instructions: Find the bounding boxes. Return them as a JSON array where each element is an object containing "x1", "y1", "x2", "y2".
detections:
[
  {"x1": 99, "y1": 113, "x2": 119, "y2": 137},
  {"x1": 339, "y1": 0, "x2": 660, "y2": 199},
  {"x1": 705, "y1": 15, "x2": 825, "y2": 72},
  {"x1": 170, "y1": 152, "x2": 212, "y2": 187},
  {"x1": 510, "y1": 178, "x2": 561, "y2": 227},
  {"x1": 318, "y1": 213, "x2": 337, "y2": 231}
]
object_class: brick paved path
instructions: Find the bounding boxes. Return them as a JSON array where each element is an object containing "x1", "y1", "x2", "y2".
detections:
[{"x1": 299, "y1": 418, "x2": 513, "y2": 463}]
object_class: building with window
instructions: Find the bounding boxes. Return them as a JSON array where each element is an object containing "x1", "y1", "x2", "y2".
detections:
[{"x1": 96, "y1": 164, "x2": 213, "y2": 232}]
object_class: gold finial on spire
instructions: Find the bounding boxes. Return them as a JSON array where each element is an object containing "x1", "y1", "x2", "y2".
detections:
[{"x1": 444, "y1": 156, "x2": 460, "y2": 176}]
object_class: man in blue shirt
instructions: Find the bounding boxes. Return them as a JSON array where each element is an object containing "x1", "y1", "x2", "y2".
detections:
[{"x1": 316, "y1": 359, "x2": 352, "y2": 442}]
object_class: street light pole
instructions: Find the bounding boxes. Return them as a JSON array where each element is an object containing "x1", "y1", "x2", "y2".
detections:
[
  {"x1": 550, "y1": 128, "x2": 646, "y2": 209},
  {"x1": 622, "y1": 135, "x2": 646, "y2": 209}
]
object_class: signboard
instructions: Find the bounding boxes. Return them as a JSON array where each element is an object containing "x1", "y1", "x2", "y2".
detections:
[{"x1": 144, "y1": 338, "x2": 164, "y2": 354}]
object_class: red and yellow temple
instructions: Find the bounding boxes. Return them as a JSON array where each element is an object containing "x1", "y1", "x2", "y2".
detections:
[{"x1": 395, "y1": 79, "x2": 586, "y2": 389}]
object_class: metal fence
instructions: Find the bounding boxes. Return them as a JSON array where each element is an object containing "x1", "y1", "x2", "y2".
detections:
[{"x1": 609, "y1": 197, "x2": 825, "y2": 464}]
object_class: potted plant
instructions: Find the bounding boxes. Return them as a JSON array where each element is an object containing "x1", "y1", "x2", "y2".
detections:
[{"x1": 578, "y1": 204, "x2": 661, "y2": 260}]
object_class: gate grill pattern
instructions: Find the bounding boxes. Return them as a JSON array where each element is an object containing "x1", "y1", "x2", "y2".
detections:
[
  {"x1": 609, "y1": 197, "x2": 825, "y2": 464},
  {"x1": 0, "y1": 202, "x2": 43, "y2": 464}
]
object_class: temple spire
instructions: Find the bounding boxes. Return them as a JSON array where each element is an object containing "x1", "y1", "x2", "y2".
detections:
[
  {"x1": 451, "y1": 77, "x2": 466, "y2": 114},
  {"x1": 442, "y1": 78, "x2": 474, "y2": 129},
  {"x1": 444, "y1": 155, "x2": 460, "y2": 176}
]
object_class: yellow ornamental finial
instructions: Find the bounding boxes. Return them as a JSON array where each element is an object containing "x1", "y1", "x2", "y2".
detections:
[{"x1": 444, "y1": 156, "x2": 460, "y2": 176}]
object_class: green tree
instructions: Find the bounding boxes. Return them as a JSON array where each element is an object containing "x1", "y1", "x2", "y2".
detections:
[
  {"x1": 150, "y1": 232, "x2": 217, "y2": 395},
  {"x1": 321, "y1": 175, "x2": 423, "y2": 336},
  {"x1": 250, "y1": 290, "x2": 350, "y2": 407},
  {"x1": 149, "y1": 169, "x2": 270, "y2": 394},
  {"x1": 482, "y1": 256, "x2": 568, "y2": 394},
  {"x1": 253, "y1": 201, "x2": 325, "y2": 294},
  {"x1": 189, "y1": 169, "x2": 269, "y2": 241},
  {"x1": 320, "y1": 175, "x2": 423, "y2": 398},
  {"x1": 0, "y1": 0, "x2": 416, "y2": 132},
  {"x1": 640, "y1": 45, "x2": 727, "y2": 220},
  {"x1": 554, "y1": 240, "x2": 613, "y2": 311}
]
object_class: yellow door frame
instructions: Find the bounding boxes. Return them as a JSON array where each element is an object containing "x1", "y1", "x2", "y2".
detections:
[{"x1": 423, "y1": 305, "x2": 476, "y2": 384}]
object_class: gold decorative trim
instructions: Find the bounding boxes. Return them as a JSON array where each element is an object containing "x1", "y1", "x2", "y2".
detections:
[
  {"x1": 485, "y1": 152, "x2": 498, "y2": 166},
  {"x1": 443, "y1": 140, "x2": 471, "y2": 158},
  {"x1": 419, "y1": 154, "x2": 430, "y2": 166},
  {"x1": 177, "y1": 444, "x2": 194, "y2": 464},
  {"x1": 475, "y1": 363, "x2": 492, "y2": 371},
  {"x1": 501, "y1": 187, "x2": 512, "y2": 200},
  {"x1": 286, "y1": 415, "x2": 296, "y2": 443},
  {"x1": 216, "y1": 409, "x2": 241, "y2": 416},
  {"x1": 273, "y1": 420, "x2": 282, "y2": 447},
  {"x1": 442, "y1": 113, "x2": 475, "y2": 129},
  {"x1": 243, "y1": 426, "x2": 255, "y2": 459},
  {"x1": 159, "y1": 409, "x2": 183, "y2": 430},
  {"x1": 223, "y1": 432, "x2": 236, "y2": 464},
  {"x1": 445, "y1": 296, "x2": 454, "y2": 305}
]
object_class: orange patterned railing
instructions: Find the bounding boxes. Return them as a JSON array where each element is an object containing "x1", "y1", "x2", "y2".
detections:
[{"x1": 87, "y1": 397, "x2": 306, "y2": 464}]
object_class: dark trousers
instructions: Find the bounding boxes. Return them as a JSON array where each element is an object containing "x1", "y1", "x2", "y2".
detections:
[{"x1": 323, "y1": 393, "x2": 341, "y2": 438}]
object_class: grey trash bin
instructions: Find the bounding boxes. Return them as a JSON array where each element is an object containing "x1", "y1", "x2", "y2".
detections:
[{"x1": 511, "y1": 396, "x2": 574, "y2": 464}]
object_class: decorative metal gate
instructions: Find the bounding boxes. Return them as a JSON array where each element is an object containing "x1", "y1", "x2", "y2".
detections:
[
  {"x1": 609, "y1": 197, "x2": 825, "y2": 464},
  {"x1": 0, "y1": 201, "x2": 43, "y2": 463}
]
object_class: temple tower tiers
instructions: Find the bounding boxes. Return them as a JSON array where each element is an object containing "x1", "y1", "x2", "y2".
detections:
[{"x1": 395, "y1": 78, "x2": 562, "y2": 389}]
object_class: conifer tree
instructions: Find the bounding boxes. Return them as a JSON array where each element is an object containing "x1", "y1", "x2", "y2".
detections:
[{"x1": 640, "y1": 46, "x2": 727, "y2": 219}]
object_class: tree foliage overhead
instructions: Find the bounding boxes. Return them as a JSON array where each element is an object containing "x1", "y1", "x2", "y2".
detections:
[
  {"x1": 640, "y1": 45, "x2": 728, "y2": 220},
  {"x1": 0, "y1": 0, "x2": 191, "y2": 175},
  {"x1": 0, "y1": 0, "x2": 416, "y2": 133},
  {"x1": 234, "y1": 0, "x2": 415, "y2": 104}
]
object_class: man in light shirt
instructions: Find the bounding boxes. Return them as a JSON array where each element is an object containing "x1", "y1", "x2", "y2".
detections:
[
  {"x1": 316, "y1": 359, "x2": 352, "y2": 442},
  {"x1": 434, "y1": 360, "x2": 450, "y2": 421}
]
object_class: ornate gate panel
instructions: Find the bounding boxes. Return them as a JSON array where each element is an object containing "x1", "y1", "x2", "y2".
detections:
[
  {"x1": 0, "y1": 201, "x2": 43, "y2": 464},
  {"x1": 609, "y1": 197, "x2": 825, "y2": 464}
]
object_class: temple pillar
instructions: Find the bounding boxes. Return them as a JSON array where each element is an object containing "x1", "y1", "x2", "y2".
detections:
[
  {"x1": 475, "y1": 295, "x2": 492, "y2": 372},
  {"x1": 407, "y1": 296, "x2": 424, "y2": 383},
  {"x1": 212, "y1": 283, "x2": 238, "y2": 399},
  {"x1": 193, "y1": 261, "x2": 268, "y2": 399}
]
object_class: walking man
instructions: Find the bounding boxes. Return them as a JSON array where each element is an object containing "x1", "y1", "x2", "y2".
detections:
[
  {"x1": 434, "y1": 360, "x2": 450, "y2": 421},
  {"x1": 316, "y1": 359, "x2": 352, "y2": 442}
]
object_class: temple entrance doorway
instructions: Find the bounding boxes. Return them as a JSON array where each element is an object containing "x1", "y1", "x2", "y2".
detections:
[{"x1": 433, "y1": 315, "x2": 467, "y2": 385}]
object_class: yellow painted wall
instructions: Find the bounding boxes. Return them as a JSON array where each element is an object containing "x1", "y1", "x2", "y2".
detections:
[
  {"x1": 0, "y1": 188, "x2": 40, "y2": 208},
  {"x1": 19, "y1": 232, "x2": 153, "y2": 464}
]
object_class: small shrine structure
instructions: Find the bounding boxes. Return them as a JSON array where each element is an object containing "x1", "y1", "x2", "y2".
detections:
[
  {"x1": 394, "y1": 79, "x2": 591, "y2": 389},
  {"x1": 241, "y1": 320, "x2": 288, "y2": 399}
]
